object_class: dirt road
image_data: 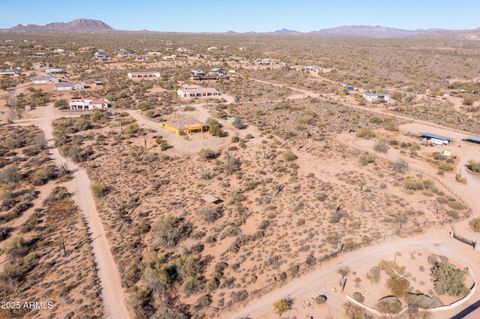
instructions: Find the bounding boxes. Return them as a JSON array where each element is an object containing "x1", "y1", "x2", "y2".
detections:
[
  {"x1": 251, "y1": 78, "x2": 477, "y2": 136},
  {"x1": 224, "y1": 78, "x2": 480, "y2": 319},
  {"x1": 226, "y1": 228, "x2": 480, "y2": 319},
  {"x1": 16, "y1": 106, "x2": 131, "y2": 319}
]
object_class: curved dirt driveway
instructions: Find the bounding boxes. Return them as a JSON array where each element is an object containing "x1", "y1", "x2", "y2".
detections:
[
  {"x1": 225, "y1": 228, "x2": 480, "y2": 319},
  {"x1": 16, "y1": 107, "x2": 131, "y2": 319},
  {"x1": 224, "y1": 79, "x2": 480, "y2": 319}
]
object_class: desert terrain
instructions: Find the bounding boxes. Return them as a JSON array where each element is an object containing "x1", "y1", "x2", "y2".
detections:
[{"x1": 0, "y1": 26, "x2": 480, "y2": 319}]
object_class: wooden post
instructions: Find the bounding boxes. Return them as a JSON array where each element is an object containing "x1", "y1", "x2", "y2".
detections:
[
  {"x1": 341, "y1": 277, "x2": 347, "y2": 292},
  {"x1": 60, "y1": 232, "x2": 67, "y2": 256}
]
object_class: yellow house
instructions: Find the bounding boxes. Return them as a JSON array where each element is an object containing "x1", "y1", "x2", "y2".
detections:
[{"x1": 162, "y1": 118, "x2": 209, "y2": 135}]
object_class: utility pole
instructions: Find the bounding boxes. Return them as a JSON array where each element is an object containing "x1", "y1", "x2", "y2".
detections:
[{"x1": 60, "y1": 232, "x2": 67, "y2": 256}]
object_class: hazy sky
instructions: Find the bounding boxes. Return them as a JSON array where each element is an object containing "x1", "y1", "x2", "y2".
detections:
[{"x1": 2, "y1": 0, "x2": 480, "y2": 32}]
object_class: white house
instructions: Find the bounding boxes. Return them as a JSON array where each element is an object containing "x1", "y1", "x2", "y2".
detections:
[
  {"x1": 32, "y1": 76, "x2": 60, "y2": 85},
  {"x1": 177, "y1": 85, "x2": 221, "y2": 98},
  {"x1": 207, "y1": 46, "x2": 218, "y2": 51},
  {"x1": 209, "y1": 67, "x2": 227, "y2": 76},
  {"x1": 32, "y1": 62, "x2": 50, "y2": 70},
  {"x1": 55, "y1": 82, "x2": 86, "y2": 91},
  {"x1": 162, "y1": 55, "x2": 176, "y2": 61},
  {"x1": 69, "y1": 98, "x2": 111, "y2": 110},
  {"x1": 94, "y1": 51, "x2": 108, "y2": 62},
  {"x1": 362, "y1": 93, "x2": 390, "y2": 102},
  {"x1": 45, "y1": 68, "x2": 65, "y2": 75},
  {"x1": 256, "y1": 59, "x2": 273, "y2": 65},
  {"x1": 0, "y1": 71, "x2": 20, "y2": 77},
  {"x1": 127, "y1": 71, "x2": 160, "y2": 79},
  {"x1": 191, "y1": 69, "x2": 205, "y2": 77},
  {"x1": 117, "y1": 50, "x2": 131, "y2": 58},
  {"x1": 147, "y1": 51, "x2": 161, "y2": 56},
  {"x1": 304, "y1": 65, "x2": 321, "y2": 72}
]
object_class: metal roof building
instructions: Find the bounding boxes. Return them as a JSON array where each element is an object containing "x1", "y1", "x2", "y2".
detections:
[
  {"x1": 418, "y1": 133, "x2": 453, "y2": 142},
  {"x1": 463, "y1": 135, "x2": 480, "y2": 144}
]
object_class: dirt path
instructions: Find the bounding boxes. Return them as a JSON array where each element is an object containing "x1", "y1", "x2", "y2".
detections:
[
  {"x1": 225, "y1": 228, "x2": 480, "y2": 319},
  {"x1": 223, "y1": 78, "x2": 480, "y2": 319},
  {"x1": 16, "y1": 106, "x2": 131, "y2": 319},
  {"x1": 125, "y1": 97, "x2": 263, "y2": 153},
  {"x1": 336, "y1": 133, "x2": 480, "y2": 217},
  {"x1": 252, "y1": 78, "x2": 321, "y2": 99}
]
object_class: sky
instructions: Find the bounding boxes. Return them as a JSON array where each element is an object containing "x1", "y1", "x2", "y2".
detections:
[{"x1": 1, "y1": 0, "x2": 480, "y2": 32}]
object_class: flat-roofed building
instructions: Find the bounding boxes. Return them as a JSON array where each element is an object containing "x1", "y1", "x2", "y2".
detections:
[
  {"x1": 69, "y1": 98, "x2": 111, "y2": 110},
  {"x1": 32, "y1": 76, "x2": 59, "y2": 85},
  {"x1": 55, "y1": 82, "x2": 86, "y2": 91},
  {"x1": 127, "y1": 71, "x2": 160, "y2": 79},
  {"x1": 32, "y1": 62, "x2": 50, "y2": 70},
  {"x1": 363, "y1": 93, "x2": 390, "y2": 102},
  {"x1": 190, "y1": 68, "x2": 229, "y2": 81},
  {"x1": 304, "y1": 65, "x2": 321, "y2": 72},
  {"x1": 256, "y1": 58, "x2": 273, "y2": 65},
  {"x1": 463, "y1": 135, "x2": 480, "y2": 145},
  {"x1": 0, "y1": 71, "x2": 20, "y2": 77},
  {"x1": 94, "y1": 51, "x2": 108, "y2": 62},
  {"x1": 191, "y1": 69, "x2": 205, "y2": 77},
  {"x1": 418, "y1": 133, "x2": 453, "y2": 145},
  {"x1": 177, "y1": 84, "x2": 221, "y2": 98},
  {"x1": 45, "y1": 68, "x2": 65, "y2": 75},
  {"x1": 162, "y1": 55, "x2": 176, "y2": 61},
  {"x1": 162, "y1": 118, "x2": 209, "y2": 135}
]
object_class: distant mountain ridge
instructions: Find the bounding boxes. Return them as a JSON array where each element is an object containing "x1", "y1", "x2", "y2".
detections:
[
  {"x1": 278, "y1": 25, "x2": 480, "y2": 39},
  {"x1": 10, "y1": 19, "x2": 113, "y2": 32},
  {"x1": 274, "y1": 28, "x2": 300, "y2": 34},
  {"x1": 233, "y1": 25, "x2": 480, "y2": 39},
  {"x1": 309, "y1": 25, "x2": 417, "y2": 37},
  {"x1": 5, "y1": 19, "x2": 480, "y2": 39}
]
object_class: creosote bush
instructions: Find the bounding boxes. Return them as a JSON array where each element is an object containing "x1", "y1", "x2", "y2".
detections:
[
  {"x1": 152, "y1": 216, "x2": 192, "y2": 247},
  {"x1": 469, "y1": 218, "x2": 480, "y2": 232},
  {"x1": 359, "y1": 152, "x2": 375, "y2": 166},
  {"x1": 283, "y1": 151, "x2": 298, "y2": 161},
  {"x1": 431, "y1": 260, "x2": 469, "y2": 297},
  {"x1": 466, "y1": 160, "x2": 480, "y2": 173},
  {"x1": 393, "y1": 158, "x2": 409, "y2": 173},
  {"x1": 373, "y1": 141, "x2": 389, "y2": 153},
  {"x1": 356, "y1": 128, "x2": 376, "y2": 139},
  {"x1": 198, "y1": 148, "x2": 219, "y2": 160},
  {"x1": 91, "y1": 181, "x2": 109, "y2": 198},
  {"x1": 273, "y1": 298, "x2": 293, "y2": 317}
]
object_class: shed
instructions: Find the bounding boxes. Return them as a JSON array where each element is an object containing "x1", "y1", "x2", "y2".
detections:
[{"x1": 202, "y1": 195, "x2": 223, "y2": 205}]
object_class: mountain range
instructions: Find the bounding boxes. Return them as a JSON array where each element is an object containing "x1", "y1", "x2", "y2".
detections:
[
  {"x1": 5, "y1": 19, "x2": 480, "y2": 39},
  {"x1": 10, "y1": 19, "x2": 113, "y2": 32},
  {"x1": 273, "y1": 25, "x2": 480, "y2": 39}
]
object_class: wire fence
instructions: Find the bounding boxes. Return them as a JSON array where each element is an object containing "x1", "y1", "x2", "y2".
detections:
[{"x1": 226, "y1": 207, "x2": 472, "y2": 313}]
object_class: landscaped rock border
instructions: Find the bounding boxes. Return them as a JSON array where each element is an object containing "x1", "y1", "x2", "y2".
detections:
[{"x1": 346, "y1": 266, "x2": 476, "y2": 317}]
